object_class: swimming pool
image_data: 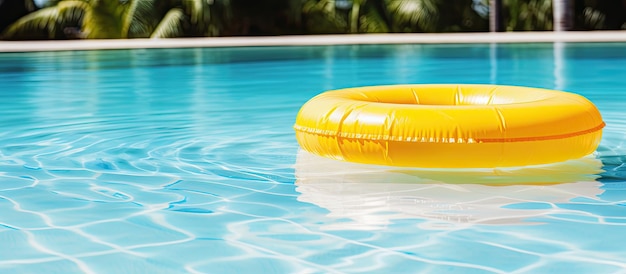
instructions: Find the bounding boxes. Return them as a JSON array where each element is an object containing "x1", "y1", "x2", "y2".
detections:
[{"x1": 0, "y1": 42, "x2": 625, "y2": 273}]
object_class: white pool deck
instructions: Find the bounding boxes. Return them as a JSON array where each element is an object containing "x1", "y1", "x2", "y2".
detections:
[{"x1": 0, "y1": 31, "x2": 625, "y2": 52}]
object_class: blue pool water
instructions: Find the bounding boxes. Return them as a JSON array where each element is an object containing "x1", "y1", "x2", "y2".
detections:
[{"x1": 0, "y1": 43, "x2": 625, "y2": 273}]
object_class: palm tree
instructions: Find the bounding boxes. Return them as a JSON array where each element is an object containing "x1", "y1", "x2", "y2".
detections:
[
  {"x1": 553, "y1": 0, "x2": 573, "y2": 31},
  {"x1": 1, "y1": 0, "x2": 215, "y2": 40},
  {"x1": 3, "y1": 0, "x2": 491, "y2": 38},
  {"x1": 490, "y1": 0, "x2": 504, "y2": 31}
]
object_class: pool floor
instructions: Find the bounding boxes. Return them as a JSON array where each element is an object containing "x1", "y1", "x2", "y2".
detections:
[{"x1": 0, "y1": 42, "x2": 625, "y2": 273}]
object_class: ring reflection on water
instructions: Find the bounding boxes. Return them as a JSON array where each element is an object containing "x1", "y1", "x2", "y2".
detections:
[{"x1": 295, "y1": 150, "x2": 605, "y2": 230}]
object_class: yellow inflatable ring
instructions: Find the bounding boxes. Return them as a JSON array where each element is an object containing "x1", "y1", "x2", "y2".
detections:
[{"x1": 294, "y1": 84, "x2": 605, "y2": 168}]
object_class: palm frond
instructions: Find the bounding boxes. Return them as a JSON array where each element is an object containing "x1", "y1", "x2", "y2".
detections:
[
  {"x1": 302, "y1": 0, "x2": 348, "y2": 34},
  {"x1": 57, "y1": 1, "x2": 88, "y2": 38},
  {"x1": 122, "y1": 0, "x2": 163, "y2": 38},
  {"x1": 358, "y1": 5, "x2": 390, "y2": 33},
  {"x1": 181, "y1": 0, "x2": 208, "y2": 24},
  {"x1": 180, "y1": 0, "x2": 213, "y2": 35},
  {"x1": 386, "y1": 0, "x2": 439, "y2": 32},
  {"x1": 1, "y1": 7, "x2": 59, "y2": 39},
  {"x1": 303, "y1": 0, "x2": 335, "y2": 16},
  {"x1": 150, "y1": 8, "x2": 185, "y2": 38},
  {"x1": 504, "y1": 0, "x2": 552, "y2": 31},
  {"x1": 181, "y1": 0, "x2": 235, "y2": 36},
  {"x1": 1, "y1": 1, "x2": 88, "y2": 40},
  {"x1": 121, "y1": 0, "x2": 140, "y2": 36},
  {"x1": 582, "y1": 7, "x2": 605, "y2": 29},
  {"x1": 350, "y1": 0, "x2": 363, "y2": 33},
  {"x1": 58, "y1": 1, "x2": 88, "y2": 24},
  {"x1": 81, "y1": 0, "x2": 126, "y2": 38}
]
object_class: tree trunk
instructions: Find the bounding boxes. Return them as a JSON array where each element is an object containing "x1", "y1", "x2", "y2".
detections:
[
  {"x1": 553, "y1": 0, "x2": 573, "y2": 31},
  {"x1": 489, "y1": 0, "x2": 503, "y2": 32}
]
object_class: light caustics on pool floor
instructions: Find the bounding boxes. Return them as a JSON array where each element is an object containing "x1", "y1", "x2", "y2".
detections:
[
  {"x1": 1, "y1": 146, "x2": 625, "y2": 273},
  {"x1": 0, "y1": 43, "x2": 625, "y2": 273}
]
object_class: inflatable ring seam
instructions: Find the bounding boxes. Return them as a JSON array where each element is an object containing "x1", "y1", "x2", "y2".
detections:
[{"x1": 293, "y1": 122, "x2": 605, "y2": 144}]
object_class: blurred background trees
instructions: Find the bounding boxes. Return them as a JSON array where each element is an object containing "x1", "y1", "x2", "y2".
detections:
[
  {"x1": 501, "y1": 0, "x2": 554, "y2": 31},
  {"x1": 0, "y1": 0, "x2": 624, "y2": 40},
  {"x1": 574, "y1": 0, "x2": 626, "y2": 30}
]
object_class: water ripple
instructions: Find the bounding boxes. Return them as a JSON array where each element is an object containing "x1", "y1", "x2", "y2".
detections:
[{"x1": 1, "y1": 43, "x2": 626, "y2": 273}]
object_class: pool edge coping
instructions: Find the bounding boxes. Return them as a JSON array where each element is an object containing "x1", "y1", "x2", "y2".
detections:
[{"x1": 1, "y1": 31, "x2": 626, "y2": 52}]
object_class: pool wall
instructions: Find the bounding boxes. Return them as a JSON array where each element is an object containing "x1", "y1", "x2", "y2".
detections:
[{"x1": 1, "y1": 31, "x2": 626, "y2": 53}]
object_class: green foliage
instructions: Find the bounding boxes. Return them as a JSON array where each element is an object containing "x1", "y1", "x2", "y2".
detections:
[
  {"x1": 4, "y1": 0, "x2": 618, "y2": 39},
  {"x1": 301, "y1": 0, "x2": 347, "y2": 34},
  {"x1": 1, "y1": 1, "x2": 87, "y2": 39},
  {"x1": 502, "y1": 0, "x2": 553, "y2": 31},
  {"x1": 386, "y1": 0, "x2": 439, "y2": 32},
  {"x1": 300, "y1": 0, "x2": 487, "y2": 34},
  {"x1": 358, "y1": 4, "x2": 389, "y2": 33},
  {"x1": 151, "y1": 8, "x2": 185, "y2": 38},
  {"x1": 1, "y1": 0, "x2": 216, "y2": 39}
]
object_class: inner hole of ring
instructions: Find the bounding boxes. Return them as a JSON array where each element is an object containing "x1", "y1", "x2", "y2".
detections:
[{"x1": 352, "y1": 87, "x2": 554, "y2": 105}]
